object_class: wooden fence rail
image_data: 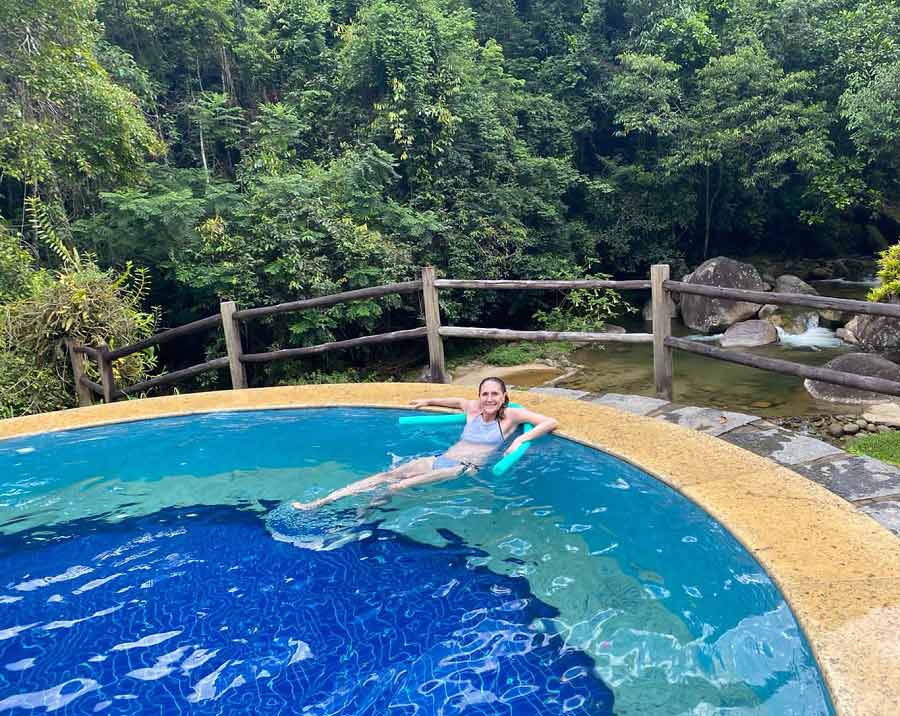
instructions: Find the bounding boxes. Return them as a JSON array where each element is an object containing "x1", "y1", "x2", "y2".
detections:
[
  {"x1": 65, "y1": 264, "x2": 900, "y2": 410},
  {"x1": 438, "y1": 327, "x2": 653, "y2": 343},
  {"x1": 665, "y1": 281, "x2": 900, "y2": 319}
]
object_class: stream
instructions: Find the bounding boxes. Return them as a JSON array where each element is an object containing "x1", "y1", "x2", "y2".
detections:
[{"x1": 557, "y1": 279, "x2": 879, "y2": 418}]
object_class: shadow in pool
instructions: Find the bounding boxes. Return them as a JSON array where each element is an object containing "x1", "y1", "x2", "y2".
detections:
[{"x1": 0, "y1": 504, "x2": 614, "y2": 715}]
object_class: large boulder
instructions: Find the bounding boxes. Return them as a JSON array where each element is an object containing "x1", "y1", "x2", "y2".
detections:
[
  {"x1": 719, "y1": 320, "x2": 778, "y2": 348},
  {"x1": 850, "y1": 314, "x2": 900, "y2": 357},
  {"x1": 679, "y1": 257, "x2": 766, "y2": 333},
  {"x1": 774, "y1": 274, "x2": 817, "y2": 295},
  {"x1": 641, "y1": 296, "x2": 679, "y2": 322},
  {"x1": 804, "y1": 353, "x2": 900, "y2": 404}
]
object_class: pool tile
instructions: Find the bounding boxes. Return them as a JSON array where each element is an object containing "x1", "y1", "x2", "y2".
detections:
[
  {"x1": 791, "y1": 456, "x2": 900, "y2": 502},
  {"x1": 587, "y1": 393, "x2": 670, "y2": 416},
  {"x1": 720, "y1": 423, "x2": 843, "y2": 465},
  {"x1": 655, "y1": 406, "x2": 759, "y2": 436},
  {"x1": 528, "y1": 387, "x2": 590, "y2": 400},
  {"x1": 859, "y1": 499, "x2": 900, "y2": 536}
]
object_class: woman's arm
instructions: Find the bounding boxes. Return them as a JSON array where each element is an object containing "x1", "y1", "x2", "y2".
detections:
[
  {"x1": 409, "y1": 397, "x2": 471, "y2": 411},
  {"x1": 503, "y1": 408, "x2": 558, "y2": 454}
]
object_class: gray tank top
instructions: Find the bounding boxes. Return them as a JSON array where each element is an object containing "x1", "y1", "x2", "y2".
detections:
[{"x1": 460, "y1": 414, "x2": 505, "y2": 445}]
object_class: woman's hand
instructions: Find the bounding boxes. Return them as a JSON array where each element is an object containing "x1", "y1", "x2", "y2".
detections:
[{"x1": 409, "y1": 399, "x2": 430, "y2": 408}]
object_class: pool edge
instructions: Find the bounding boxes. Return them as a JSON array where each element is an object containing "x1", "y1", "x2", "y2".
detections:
[{"x1": 2, "y1": 383, "x2": 898, "y2": 715}]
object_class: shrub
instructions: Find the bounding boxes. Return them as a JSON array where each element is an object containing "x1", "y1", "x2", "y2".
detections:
[
  {"x1": 482, "y1": 341, "x2": 573, "y2": 366},
  {"x1": 869, "y1": 243, "x2": 900, "y2": 303},
  {"x1": 0, "y1": 199, "x2": 158, "y2": 416}
]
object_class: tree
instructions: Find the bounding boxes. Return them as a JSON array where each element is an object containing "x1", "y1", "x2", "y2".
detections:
[
  {"x1": 610, "y1": 43, "x2": 831, "y2": 258},
  {"x1": 0, "y1": 0, "x2": 162, "y2": 213}
]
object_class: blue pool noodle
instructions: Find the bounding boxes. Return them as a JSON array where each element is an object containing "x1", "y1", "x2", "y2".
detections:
[{"x1": 398, "y1": 404, "x2": 534, "y2": 476}]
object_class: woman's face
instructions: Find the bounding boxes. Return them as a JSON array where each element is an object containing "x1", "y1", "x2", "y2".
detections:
[{"x1": 478, "y1": 380, "x2": 506, "y2": 417}]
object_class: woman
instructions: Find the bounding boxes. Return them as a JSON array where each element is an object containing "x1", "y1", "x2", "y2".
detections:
[{"x1": 292, "y1": 377, "x2": 558, "y2": 510}]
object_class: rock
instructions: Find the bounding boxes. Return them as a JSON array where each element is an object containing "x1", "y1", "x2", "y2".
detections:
[
  {"x1": 719, "y1": 319, "x2": 778, "y2": 348},
  {"x1": 774, "y1": 274, "x2": 818, "y2": 295},
  {"x1": 820, "y1": 309, "x2": 851, "y2": 328},
  {"x1": 855, "y1": 418, "x2": 869, "y2": 429},
  {"x1": 843, "y1": 422, "x2": 860, "y2": 434},
  {"x1": 602, "y1": 324, "x2": 627, "y2": 334},
  {"x1": 867, "y1": 423, "x2": 879, "y2": 432},
  {"x1": 750, "y1": 401, "x2": 773, "y2": 409},
  {"x1": 641, "y1": 297, "x2": 679, "y2": 322},
  {"x1": 844, "y1": 257, "x2": 875, "y2": 281},
  {"x1": 804, "y1": 353, "x2": 900, "y2": 404},
  {"x1": 810, "y1": 266, "x2": 834, "y2": 280},
  {"x1": 828, "y1": 422, "x2": 844, "y2": 437},
  {"x1": 836, "y1": 327, "x2": 859, "y2": 344},
  {"x1": 830, "y1": 259, "x2": 849, "y2": 279},
  {"x1": 680, "y1": 257, "x2": 766, "y2": 333},
  {"x1": 878, "y1": 425, "x2": 891, "y2": 433},
  {"x1": 843, "y1": 315, "x2": 864, "y2": 341},
  {"x1": 758, "y1": 304, "x2": 819, "y2": 334},
  {"x1": 847, "y1": 314, "x2": 900, "y2": 356},
  {"x1": 862, "y1": 402, "x2": 900, "y2": 427},
  {"x1": 865, "y1": 225, "x2": 889, "y2": 253},
  {"x1": 765, "y1": 274, "x2": 826, "y2": 332}
]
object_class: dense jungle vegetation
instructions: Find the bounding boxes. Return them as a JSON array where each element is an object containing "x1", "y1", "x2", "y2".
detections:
[{"x1": 1, "y1": 0, "x2": 899, "y2": 414}]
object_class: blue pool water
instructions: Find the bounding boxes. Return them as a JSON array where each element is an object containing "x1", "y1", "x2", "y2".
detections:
[{"x1": 0, "y1": 408, "x2": 834, "y2": 715}]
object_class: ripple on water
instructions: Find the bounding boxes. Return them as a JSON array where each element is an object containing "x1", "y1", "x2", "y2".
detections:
[{"x1": 0, "y1": 506, "x2": 615, "y2": 714}]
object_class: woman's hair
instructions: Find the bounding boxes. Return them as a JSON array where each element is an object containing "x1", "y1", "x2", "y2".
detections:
[{"x1": 478, "y1": 376, "x2": 510, "y2": 420}]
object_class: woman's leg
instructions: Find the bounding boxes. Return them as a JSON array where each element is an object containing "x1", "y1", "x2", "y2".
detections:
[
  {"x1": 386, "y1": 465, "x2": 468, "y2": 494},
  {"x1": 292, "y1": 457, "x2": 436, "y2": 510}
]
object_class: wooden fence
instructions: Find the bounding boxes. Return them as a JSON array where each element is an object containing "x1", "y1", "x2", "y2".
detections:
[{"x1": 67, "y1": 264, "x2": 900, "y2": 406}]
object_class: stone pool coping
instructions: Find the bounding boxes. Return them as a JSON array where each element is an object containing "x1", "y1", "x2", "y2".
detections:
[{"x1": 2, "y1": 383, "x2": 899, "y2": 715}]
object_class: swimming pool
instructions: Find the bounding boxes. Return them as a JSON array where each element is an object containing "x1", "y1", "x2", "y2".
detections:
[{"x1": 0, "y1": 406, "x2": 834, "y2": 714}]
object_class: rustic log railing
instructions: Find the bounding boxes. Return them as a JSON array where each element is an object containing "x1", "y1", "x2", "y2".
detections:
[{"x1": 65, "y1": 263, "x2": 900, "y2": 409}]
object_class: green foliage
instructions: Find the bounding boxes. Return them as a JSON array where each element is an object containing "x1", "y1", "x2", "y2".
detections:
[
  {"x1": 0, "y1": 349, "x2": 72, "y2": 418},
  {"x1": 868, "y1": 243, "x2": 900, "y2": 303},
  {"x1": 610, "y1": 53, "x2": 684, "y2": 138},
  {"x1": 0, "y1": 198, "x2": 158, "y2": 417},
  {"x1": 0, "y1": 225, "x2": 37, "y2": 303},
  {"x1": 283, "y1": 368, "x2": 388, "y2": 386},
  {"x1": 847, "y1": 429, "x2": 900, "y2": 468},
  {"x1": 5, "y1": 0, "x2": 900, "y2": 411},
  {"x1": 482, "y1": 341, "x2": 573, "y2": 367},
  {"x1": 0, "y1": 0, "x2": 163, "y2": 202},
  {"x1": 840, "y1": 61, "x2": 900, "y2": 161},
  {"x1": 532, "y1": 270, "x2": 634, "y2": 333}
]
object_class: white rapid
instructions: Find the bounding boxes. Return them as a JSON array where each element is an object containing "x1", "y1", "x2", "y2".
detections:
[{"x1": 775, "y1": 326, "x2": 846, "y2": 350}]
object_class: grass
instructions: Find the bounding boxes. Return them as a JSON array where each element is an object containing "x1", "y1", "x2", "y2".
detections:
[
  {"x1": 847, "y1": 430, "x2": 900, "y2": 467},
  {"x1": 481, "y1": 341, "x2": 576, "y2": 367}
]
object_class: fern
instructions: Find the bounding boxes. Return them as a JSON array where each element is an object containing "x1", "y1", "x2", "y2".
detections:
[{"x1": 25, "y1": 197, "x2": 80, "y2": 270}]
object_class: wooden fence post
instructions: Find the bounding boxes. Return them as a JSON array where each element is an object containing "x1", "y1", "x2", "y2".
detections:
[
  {"x1": 98, "y1": 342, "x2": 118, "y2": 403},
  {"x1": 651, "y1": 264, "x2": 674, "y2": 401},
  {"x1": 65, "y1": 338, "x2": 93, "y2": 407},
  {"x1": 221, "y1": 300, "x2": 248, "y2": 389},
  {"x1": 421, "y1": 266, "x2": 447, "y2": 383}
]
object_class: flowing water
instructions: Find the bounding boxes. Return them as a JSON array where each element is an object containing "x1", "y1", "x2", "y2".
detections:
[{"x1": 561, "y1": 279, "x2": 878, "y2": 418}]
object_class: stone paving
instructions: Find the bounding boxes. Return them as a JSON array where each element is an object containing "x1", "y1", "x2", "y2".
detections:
[{"x1": 529, "y1": 387, "x2": 900, "y2": 536}]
